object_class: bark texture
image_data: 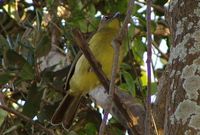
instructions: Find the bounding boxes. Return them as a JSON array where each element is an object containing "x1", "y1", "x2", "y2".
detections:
[{"x1": 155, "y1": 0, "x2": 200, "y2": 134}]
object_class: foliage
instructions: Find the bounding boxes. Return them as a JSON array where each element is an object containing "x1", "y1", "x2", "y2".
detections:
[{"x1": 0, "y1": 0, "x2": 169, "y2": 134}]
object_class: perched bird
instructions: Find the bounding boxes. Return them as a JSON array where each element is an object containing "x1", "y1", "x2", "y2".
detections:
[{"x1": 51, "y1": 12, "x2": 124, "y2": 129}]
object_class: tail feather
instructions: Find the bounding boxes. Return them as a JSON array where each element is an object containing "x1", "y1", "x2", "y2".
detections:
[
  {"x1": 51, "y1": 92, "x2": 82, "y2": 128},
  {"x1": 62, "y1": 94, "x2": 82, "y2": 129}
]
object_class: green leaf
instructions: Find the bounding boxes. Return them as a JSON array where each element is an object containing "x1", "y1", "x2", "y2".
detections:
[
  {"x1": 151, "y1": 82, "x2": 157, "y2": 95},
  {"x1": 78, "y1": 20, "x2": 88, "y2": 33},
  {"x1": 132, "y1": 38, "x2": 146, "y2": 64},
  {"x1": 47, "y1": 0, "x2": 54, "y2": 6},
  {"x1": 84, "y1": 123, "x2": 97, "y2": 135},
  {"x1": 22, "y1": 83, "x2": 43, "y2": 118},
  {"x1": 0, "y1": 72, "x2": 15, "y2": 84},
  {"x1": 108, "y1": 126, "x2": 124, "y2": 135},
  {"x1": 35, "y1": 33, "x2": 51, "y2": 58},
  {"x1": 37, "y1": 103, "x2": 57, "y2": 122},
  {"x1": 115, "y1": 0, "x2": 127, "y2": 13},
  {"x1": 136, "y1": 12, "x2": 146, "y2": 28},
  {"x1": 19, "y1": 63, "x2": 34, "y2": 80},
  {"x1": 121, "y1": 71, "x2": 136, "y2": 94},
  {"x1": 140, "y1": 70, "x2": 147, "y2": 86},
  {"x1": 0, "y1": 35, "x2": 9, "y2": 51},
  {"x1": 120, "y1": 63, "x2": 131, "y2": 71},
  {"x1": 88, "y1": 4, "x2": 96, "y2": 17},
  {"x1": 0, "y1": 109, "x2": 7, "y2": 126},
  {"x1": 67, "y1": 131, "x2": 79, "y2": 135},
  {"x1": 128, "y1": 23, "x2": 136, "y2": 39},
  {"x1": 119, "y1": 83, "x2": 129, "y2": 91},
  {"x1": 4, "y1": 49, "x2": 26, "y2": 68},
  {"x1": 109, "y1": 117, "x2": 120, "y2": 124}
]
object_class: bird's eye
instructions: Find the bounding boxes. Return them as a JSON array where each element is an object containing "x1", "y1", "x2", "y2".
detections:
[{"x1": 103, "y1": 16, "x2": 109, "y2": 20}]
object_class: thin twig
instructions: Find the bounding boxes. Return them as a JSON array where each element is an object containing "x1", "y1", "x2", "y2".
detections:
[
  {"x1": 0, "y1": 105, "x2": 54, "y2": 135},
  {"x1": 152, "y1": 41, "x2": 169, "y2": 60},
  {"x1": 145, "y1": 0, "x2": 152, "y2": 135},
  {"x1": 99, "y1": 0, "x2": 135, "y2": 135},
  {"x1": 137, "y1": 1, "x2": 166, "y2": 14},
  {"x1": 151, "y1": 110, "x2": 159, "y2": 135}
]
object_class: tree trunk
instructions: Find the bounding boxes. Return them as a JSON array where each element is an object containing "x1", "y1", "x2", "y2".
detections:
[{"x1": 154, "y1": 0, "x2": 200, "y2": 134}]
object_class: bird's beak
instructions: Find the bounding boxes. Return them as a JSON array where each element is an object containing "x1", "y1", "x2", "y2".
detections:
[{"x1": 112, "y1": 12, "x2": 120, "y2": 19}]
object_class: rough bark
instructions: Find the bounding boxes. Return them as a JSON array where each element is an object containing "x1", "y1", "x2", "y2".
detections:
[
  {"x1": 153, "y1": 66, "x2": 169, "y2": 135},
  {"x1": 155, "y1": 0, "x2": 200, "y2": 134}
]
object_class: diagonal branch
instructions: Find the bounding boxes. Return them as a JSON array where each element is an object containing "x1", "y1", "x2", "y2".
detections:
[
  {"x1": 0, "y1": 105, "x2": 54, "y2": 135},
  {"x1": 72, "y1": 1, "x2": 145, "y2": 133},
  {"x1": 73, "y1": 28, "x2": 144, "y2": 135},
  {"x1": 99, "y1": 0, "x2": 136, "y2": 134}
]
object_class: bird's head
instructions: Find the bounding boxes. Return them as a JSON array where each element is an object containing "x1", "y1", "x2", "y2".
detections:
[{"x1": 98, "y1": 12, "x2": 121, "y2": 31}]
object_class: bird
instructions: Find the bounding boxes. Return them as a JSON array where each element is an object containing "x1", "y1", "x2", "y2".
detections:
[{"x1": 51, "y1": 12, "x2": 124, "y2": 129}]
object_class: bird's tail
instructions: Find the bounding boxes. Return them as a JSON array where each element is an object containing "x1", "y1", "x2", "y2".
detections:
[{"x1": 51, "y1": 92, "x2": 82, "y2": 129}]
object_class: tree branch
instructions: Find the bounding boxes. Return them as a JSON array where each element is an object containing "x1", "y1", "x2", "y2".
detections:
[
  {"x1": 0, "y1": 105, "x2": 54, "y2": 135},
  {"x1": 145, "y1": 0, "x2": 152, "y2": 134},
  {"x1": 73, "y1": 29, "x2": 144, "y2": 135},
  {"x1": 72, "y1": 1, "x2": 145, "y2": 134},
  {"x1": 99, "y1": 0, "x2": 135, "y2": 134}
]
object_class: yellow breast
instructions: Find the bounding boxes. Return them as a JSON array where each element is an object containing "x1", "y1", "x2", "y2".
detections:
[{"x1": 69, "y1": 25, "x2": 122, "y2": 95}]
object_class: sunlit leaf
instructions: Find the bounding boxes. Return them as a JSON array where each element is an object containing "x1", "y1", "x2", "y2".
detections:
[
  {"x1": 3, "y1": 2, "x2": 20, "y2": 21},
  {"x1": 119, "y1": 83, "x2": 129, "y2": 92},
  {"x1": 140, "y1": 70, "x2": 147, "y2": 86},
  {"x1": 160, "y1": 57, "x2": 168, "y2": 65},
  {"x1": 132, "y1": 38, "x2": 146, "y2": 64},
  {"x1": 121, "y1": 71, "x2": 135, "y2": 94}
]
